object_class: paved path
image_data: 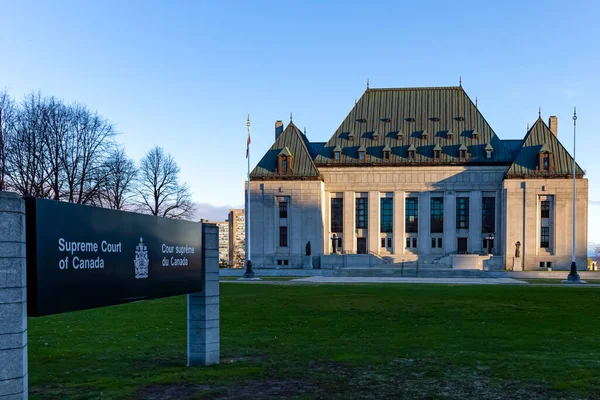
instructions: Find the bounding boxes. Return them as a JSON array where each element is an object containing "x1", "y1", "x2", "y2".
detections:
[{"x1": 292, "y1": 276, "x2": 528, "y2": 285}]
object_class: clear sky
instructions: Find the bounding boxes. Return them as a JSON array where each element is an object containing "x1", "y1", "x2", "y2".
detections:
[{"x1": 1, "y1": 1, "x2": 599, "y2": 241}]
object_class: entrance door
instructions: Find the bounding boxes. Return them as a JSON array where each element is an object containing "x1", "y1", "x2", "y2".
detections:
[
  {"x1": 457, "y1": 237, "x2": 467, "y2": 254},
  {"x1": 357, "y1": 238, "x2": 367, "y2": 254}
]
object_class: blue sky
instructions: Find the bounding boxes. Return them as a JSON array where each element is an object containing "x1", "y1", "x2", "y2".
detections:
[{"x1": 1, "y1": 1, "x2": 599, "y2": 239}]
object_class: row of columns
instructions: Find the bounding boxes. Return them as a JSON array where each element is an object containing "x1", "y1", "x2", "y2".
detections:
[{"x1": 331, "y1": 190, "x2": 497, "y2": 255}]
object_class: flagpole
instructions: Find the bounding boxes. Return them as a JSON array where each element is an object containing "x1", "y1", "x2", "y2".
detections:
[
  {"x1": 244, "y1": 115, "x2": 255, "y2": 278},
  {"x1": 568, "y1": 107, "x2": 580, "y2": 281}
]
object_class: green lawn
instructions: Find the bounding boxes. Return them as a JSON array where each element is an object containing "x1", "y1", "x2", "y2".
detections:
[{"x1": 29, "y1": 284, "x2": 600, "y2": 399}]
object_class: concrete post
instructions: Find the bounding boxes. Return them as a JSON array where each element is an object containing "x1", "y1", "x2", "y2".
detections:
[
  {"x1": 187, "y1": 223, "x2": 220, "y2": 366},
  {"x1": 0, "y1": 192, "x2": 28, "y2": 399}
]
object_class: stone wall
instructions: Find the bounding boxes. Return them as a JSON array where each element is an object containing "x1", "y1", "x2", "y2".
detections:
[
  {"x1": 503, "y1": 178, "x2": 588, "y2": 270},
  {"x1": 0, "y1": 192, "x2": 28, "y2": 399},
  {"x1": 248, "y1": 181, "x2": 324, "y2": 268}
]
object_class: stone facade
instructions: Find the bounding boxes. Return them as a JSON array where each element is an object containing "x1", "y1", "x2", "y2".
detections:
[
  {"x1": 228, "y1": 209, "x2": 245, "y2": 268},
  {"x1": 247, "y1": 86, "x2": 588, "y2": 271}
]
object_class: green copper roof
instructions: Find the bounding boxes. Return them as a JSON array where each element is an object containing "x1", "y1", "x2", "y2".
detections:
[
  {"x1": 538, "y1": 143, "x2": 551, "y2": 153},
  {"x1": 279, "y1": 147, "x2": 292, "y2": 156},
  {"x1": 505, "y1": 118, "x2": 584, "y2": 179},
  {"x1": 251, "y1": 122, "x2": 321, "y2": 180},
  {"x1": 315, "y1": 86, "x2": 514, "y2": 165}
]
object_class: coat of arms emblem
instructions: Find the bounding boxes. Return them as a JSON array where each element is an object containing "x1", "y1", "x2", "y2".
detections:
[{"x1": 134, "y1": 237, "x2": 149, "y2": 279}]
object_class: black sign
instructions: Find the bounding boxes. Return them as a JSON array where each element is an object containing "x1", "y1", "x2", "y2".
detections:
[{"x1": 25, "y1": 198, "x2": 203, "y2": 316}]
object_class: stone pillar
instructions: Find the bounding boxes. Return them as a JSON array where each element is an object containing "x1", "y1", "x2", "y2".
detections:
[
  {"x1": 0, "y1": 192, "x2": 28, "y2": 400},
  {"x1": 342, "y1": 191, "x2": 355, "y2": 253},
  {"x1": 469, "y1": 190, "x2": 482, "y2": 254},
  {"x1": 418, "y1": 192, "x2": 430, "y2": 254},
  {"x1": 393, "y1": 191, "x2": 405, "y2": 255},
  {"x1": 187, "y1": 223, "x2": 220, "y2": 366},
  {"x1": 367, "y1": 191, "x2": 379, "y2": 253},
  {"x1": 444, "y1": 191, "x2": 457, "y2": 253}
]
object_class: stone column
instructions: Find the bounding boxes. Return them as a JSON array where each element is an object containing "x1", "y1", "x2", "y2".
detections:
[
  {"x1": 418, "y1": 192, "x2": 430, "y2": 254},
  {"x1": 393, "y1": 191, "x2": 405, "y2": 255},
  {"x1": 469, "y1": 190, "x2": 483, "y2": 254},
  {"x1": 367, "y1": 191, "x2": 379, "y2": 254},
  {"x1": 187, "y1": 223, "x2": 220, "y2": 366},
  {"x1": 0, "y1": 192, "x2": 28, "y2": 400},
  {"x1": 342, "y1": 191, "x2": 355, "y2": 253},
  {"x1": 444, "y1": 191, "x2": 457, "y2": 253}
]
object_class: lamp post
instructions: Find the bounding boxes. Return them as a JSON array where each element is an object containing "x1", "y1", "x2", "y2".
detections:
[{"x1": 568, "y1": 108, "x2": 580, "y2": 282}]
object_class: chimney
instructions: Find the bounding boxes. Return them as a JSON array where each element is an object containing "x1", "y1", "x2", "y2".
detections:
[
  {"x1": 549, "y1": 116, "x2": 558, "y2": 137},
  {"x1": 275, "y1": 120, "x2": 284, "y2": 140}
]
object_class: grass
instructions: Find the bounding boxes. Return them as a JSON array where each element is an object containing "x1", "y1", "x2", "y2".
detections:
[
  {"x1": 219, "y1": 276, "x2": 300, "y2": 281},
  {"x1": 518, "y1": 279, "x2": 600, "y2": 285},
  {"x1": 29, "y1": 284, "x2": 600, "y2": 399}
]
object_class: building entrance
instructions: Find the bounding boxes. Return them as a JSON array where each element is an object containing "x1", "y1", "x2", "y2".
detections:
[
  {"x1": 457, "y1": 237, "x2": 468, "y2": 254},
  {"x1": 357, "y1": 238, "x2": 367, "y2": 254}
]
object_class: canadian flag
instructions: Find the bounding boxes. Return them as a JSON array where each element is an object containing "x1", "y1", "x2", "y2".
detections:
[{"x1": 246, "y1": 130, "x2": 251, "y2": 158}]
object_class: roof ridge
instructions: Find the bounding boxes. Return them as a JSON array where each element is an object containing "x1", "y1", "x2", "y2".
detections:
[{"x1": 366, "y1": 86, "x2": 462, "y2": 92}]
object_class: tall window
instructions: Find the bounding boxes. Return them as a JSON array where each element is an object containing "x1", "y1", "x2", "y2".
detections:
[
  {"x1": 279, "y1": 200, "x2": 288, "y2": 219},
  {"x1": 356, "y1": 197, "x2": 368, "y2": 229},
  {"x1": 331, "y1": 197, "x2": 343, "y2": 232},
  {"x1": 279, "y1": 226, "x2": 288, "y2": 247},
  {"x1": 482, "y1": 197, "x2": 496, "y2": 233},
  {"x1": 380, "y1": 198, "x2": 393, "y2": 233},
  {"x1": 542, "y1": 154, "x2": 549, "y2": 171},
  {"x1": 456, "y1": 197, "x2": 469, "y2": 229},
  {"x1": 282, "y1": 157, "x2": 288, "y2": 172},
  {"x1": 541, "y1": 200, "x2": 550, "y2": 218},
  {"x1": 405, "y1": 198, "x2": 418, "y2": 233},
  {"x1": 430, "y1": 197, "x2": 444, "y2": 233},
  {"x1": 540, "y1": 227, "x2": 549, "y2": 248}
]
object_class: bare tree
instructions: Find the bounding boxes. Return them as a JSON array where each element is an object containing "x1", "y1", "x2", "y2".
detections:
[
  {"x1": 60, "y1": 103, "x2": 115, "y2": 204},
  {"x1": 100, "y1": 147, "x2": 137, "y2": 210},
  {"x1": 42, "y1": 97, "x2": 71, "y2": 200},
  {"x1": 5, "y1": 92, "x2": 51, "y2": 197},
  {"x1": 137, "y1": 146, "x2": 195, "y2": 219},
  {"x1": 0, "y1": 91, "x2": 16, "y2": 192}
]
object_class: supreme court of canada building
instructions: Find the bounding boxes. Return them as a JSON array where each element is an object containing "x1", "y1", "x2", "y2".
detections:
[{"x1": 247, "y1": 85, "x2": 588, "y2": 271}]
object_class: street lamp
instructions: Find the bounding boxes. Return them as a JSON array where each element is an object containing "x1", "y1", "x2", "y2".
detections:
[{"x1": 567, "y1": 108, "x2": 580, "y2": 282}]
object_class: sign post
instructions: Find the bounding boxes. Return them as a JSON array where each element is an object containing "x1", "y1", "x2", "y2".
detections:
[{"x1": 0, "y1": 194, "x2": 220, "y2": 399}]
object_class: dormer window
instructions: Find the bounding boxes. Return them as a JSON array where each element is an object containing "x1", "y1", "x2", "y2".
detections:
[
  {"x1": 433, "y1": 144, "x2": 442, "y2": 160},
  {"x1": 458, "y1": 144, "x2": 468, "y2": 160},
  {"x1": 277, "y1": 147, "x2": 293, "y2": 173},
  {"x1": 396, "y1": 130, "x2": 404, "y2": 140},
  {"x1": 484, "y1": 143, "x2": 493, "y2": 159},
  {"x1": 447, "y1": 130, "x2": 454, "y2": 139},
  {"x1": 407, "y1": 144, "x2": 416, "y2": 160},
  {"x1": 333, "y1": 145, "x2": 342, "y2": 161},
  {"x1": 538, "y1": 144, "x2": 553, "y2": 172},
  {"x1": 382, "y1": 145, "x2": 391, "y2": 160},
  {"x1": 422, "y1": 130, "x2": 429, "y2": 140},
  {"x1": 348, "y1": 132, "x2": 355, "y2": 141},
  {"x1": 358, "y1": 145, "x2": 366, "y2": 161},
  {"x1": 372, "y1": 131, "x2": 379, "y2": 140},
  {"x1": 472, "y1": 130, "x2": 479, "y2": 140}
]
